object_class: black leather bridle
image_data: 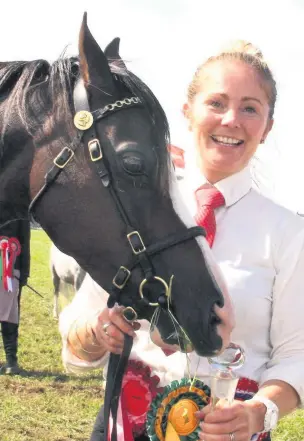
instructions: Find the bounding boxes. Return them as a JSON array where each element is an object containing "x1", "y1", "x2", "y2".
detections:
[{"x1": 28, "y1": 78, "x2": 205, "y2": 441}]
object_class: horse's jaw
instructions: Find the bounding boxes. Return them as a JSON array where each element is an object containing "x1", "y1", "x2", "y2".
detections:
[
  {"x1": 149, "y1": 327, "x2": 194, "y2": 354},
  {"x1": 168, "y1": 169, "x2": 235, "y2": 357}
]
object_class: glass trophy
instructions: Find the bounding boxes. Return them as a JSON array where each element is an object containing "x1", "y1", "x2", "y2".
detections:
[{"x1": 208, "y1": 343, "x2": 245, "y2": 409}]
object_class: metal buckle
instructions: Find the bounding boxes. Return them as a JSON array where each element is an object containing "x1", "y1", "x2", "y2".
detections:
[
  {"x1": 53, "y1": 147, "x2": 74, "y2": 169},
  {"x1": 127, "y1": 231, "x2": 146, "y2": 255},
  {"x1": 88, "y1": 139, "x2": 103, "y2": 162},
  {"x1": 112, "y1": 266, "x2": 131, "y2": 289},
  {"x1": 122, "y1": 306, "x2": 138, "y2": 322}
]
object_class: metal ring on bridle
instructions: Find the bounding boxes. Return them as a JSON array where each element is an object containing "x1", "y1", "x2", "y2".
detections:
[{"x1": 139, "y1": 276, "x2": 169, "y2": 307}]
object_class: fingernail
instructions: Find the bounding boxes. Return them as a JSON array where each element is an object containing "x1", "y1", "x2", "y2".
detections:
[
  {"x1": 198, "y1": 430, "x2": 205, "y2": 440},
  {"x1": 194, "y1": 411, "x2": 204, "y2": 419}
]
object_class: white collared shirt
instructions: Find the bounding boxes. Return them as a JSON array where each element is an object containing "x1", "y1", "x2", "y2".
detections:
[
  {"x1": 180, "y1": 163, "x2": 304, "y2": 405},
  {"x1": 59, "y1": 165, "x2": 304, "y2": 405}
]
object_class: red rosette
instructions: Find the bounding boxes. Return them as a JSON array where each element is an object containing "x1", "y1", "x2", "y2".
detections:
[
  {"x1": 121, "y1": 360, "x2": 163, "y2": 437},
  {"x1": 8, "y1": 237, "x2": 21, "y2": 256},
  {"x1": 0, "y1": 236, "x2": 9, "y2": 249},
  {"x1": 6, "y1": 237, "x2": 21, "y2": 278}
]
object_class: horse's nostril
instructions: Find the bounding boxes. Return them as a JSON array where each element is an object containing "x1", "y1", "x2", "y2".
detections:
[{"x1": 210, "y1": 310, "x2": 221, "y2": 326}]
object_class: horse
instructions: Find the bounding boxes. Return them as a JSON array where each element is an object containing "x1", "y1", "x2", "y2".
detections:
[
  {"x1": 0, "y1": 11, "x2": 233, "y2": 384},
  {"x1": 50, "y1": 243, "x2": 86, "y2": 319},
  {"x1": 51, "y1": 145, "x2": 181, "y2": 320}
]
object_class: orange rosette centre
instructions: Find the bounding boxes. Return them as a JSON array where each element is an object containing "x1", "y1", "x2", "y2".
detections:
[{"x1": 167, "y1": 399, "x2": 199, "y2": 436}]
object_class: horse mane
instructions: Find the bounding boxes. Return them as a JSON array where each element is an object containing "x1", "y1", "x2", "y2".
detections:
[{"x1": 0, "y1": 56, "x2": 170, "y2": 192}]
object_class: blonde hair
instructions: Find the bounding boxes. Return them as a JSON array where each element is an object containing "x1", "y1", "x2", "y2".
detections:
[{"x1": 187, "y1": 40, "x2": 277, "y2": 119}]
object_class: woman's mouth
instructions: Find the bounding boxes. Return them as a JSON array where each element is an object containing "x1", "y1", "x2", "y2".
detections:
[{"x1": 210, "y1": 135, "x2": 244, "y2": 147}]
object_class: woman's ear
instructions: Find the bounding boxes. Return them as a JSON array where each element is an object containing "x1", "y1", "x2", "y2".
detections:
[{"x1": 182, "y1": 103, "x2": 193, "y2": 132}]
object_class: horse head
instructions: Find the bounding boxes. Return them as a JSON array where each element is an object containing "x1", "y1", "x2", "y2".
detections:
[{"x1": 0, "y1": 13, "x2": 234, "y2": 357}]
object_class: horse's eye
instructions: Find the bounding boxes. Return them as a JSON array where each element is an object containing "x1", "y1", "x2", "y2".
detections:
[
  {"x1": 121, "y1": 154, "x2": 145, "y2": 175},
  {"x1": 32, "y1": 65, "x2": 49, "y2": 84}
]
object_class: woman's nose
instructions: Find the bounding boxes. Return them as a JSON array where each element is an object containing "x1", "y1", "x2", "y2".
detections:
[{"x1": 221, "y1": 109, "x2": 240, "y2": 128}]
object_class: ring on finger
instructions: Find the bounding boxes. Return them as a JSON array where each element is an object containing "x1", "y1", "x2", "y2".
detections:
[
  {"x1": 102, "y1": 322, "x2": 111, "y2": 336},
  {"x1": 229, "y1": 432, "x2": 235, "y2": 441}
]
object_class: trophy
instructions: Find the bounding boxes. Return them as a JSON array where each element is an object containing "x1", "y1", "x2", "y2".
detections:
[{"x1": 208, "y1": 343, "x2": 245, "y2": 409}]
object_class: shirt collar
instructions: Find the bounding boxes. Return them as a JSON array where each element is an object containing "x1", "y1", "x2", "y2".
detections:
[
  {"x1": 183, "y1": 152, "x2": 252, "y2": 208},
  {"x1": 214, "y1": 167, "x2": 252, "y2": 207}
]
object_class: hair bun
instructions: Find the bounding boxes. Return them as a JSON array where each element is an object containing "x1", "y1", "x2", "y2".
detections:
[{"x1": 221, "y1": 40, "x2": 264, "y2": 61}]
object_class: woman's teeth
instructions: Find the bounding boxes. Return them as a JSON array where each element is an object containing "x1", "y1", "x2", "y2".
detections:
[{"x1": 211, "y1": 135, "x2": 243, "y2": 146}]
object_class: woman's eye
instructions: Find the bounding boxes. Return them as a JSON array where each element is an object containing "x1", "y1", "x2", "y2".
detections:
[
  {"x1": 243, "y1": 106, "x2": 257, "y2": 114},
  {"x1": 207, "y1": 100, "x2": 225, "y2": 111},
  {"x1": 121, "y1": 155, "x2": 145, "y2": 175},
  {"x1": 210, "y1": 101, "x2": 223, "y2": 109}
]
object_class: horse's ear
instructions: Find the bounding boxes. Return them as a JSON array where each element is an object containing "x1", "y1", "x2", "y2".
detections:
[
  {"x1": 79, "y1": 12, "x2": 116, "y2": 94},
  {"x1": 104, "y1": 38, "x2": 127, "y2": 69},
  {"x1": 104, "y1": 37, "x2": 120, "y2": 59}
]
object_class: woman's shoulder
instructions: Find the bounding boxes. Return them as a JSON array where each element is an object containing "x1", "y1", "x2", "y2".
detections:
[{"x1": 249, "y1": 188, "x2": 304, "y2": 243}]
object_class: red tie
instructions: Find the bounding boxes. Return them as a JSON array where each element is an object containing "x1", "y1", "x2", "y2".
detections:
[{"x1": 195, "y1": 186, "x2": 225, "y2": 247}]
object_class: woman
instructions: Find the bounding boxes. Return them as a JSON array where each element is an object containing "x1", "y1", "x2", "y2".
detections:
[{"x1": 59, "y1": 41, "x2": 304, "y2": 441}]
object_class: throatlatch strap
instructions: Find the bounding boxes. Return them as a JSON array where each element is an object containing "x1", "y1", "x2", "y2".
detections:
[{"x1": 103, "y1": 334, "x2": 133, "y2": 441}]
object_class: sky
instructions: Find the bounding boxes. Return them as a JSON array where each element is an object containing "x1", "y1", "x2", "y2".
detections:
[{"x1": 1, "y1": 0, "x2": 304, "y2": 212}]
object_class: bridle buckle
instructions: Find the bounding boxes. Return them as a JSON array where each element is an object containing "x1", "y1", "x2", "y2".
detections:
[
  {"x1": 53, "y1": 147, "x2": 74, "y2": 169},
  {"x1": 112, "y1": 266, "x2": 131, "y2": 289},
  {"x1": 127, "y1": 231, "x2": 146, "y2": 255},
  {"x1": 88, "y1": 139, "x2": 103, "y2": 162}
]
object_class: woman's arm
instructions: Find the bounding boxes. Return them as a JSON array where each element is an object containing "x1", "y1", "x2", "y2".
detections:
[
  {"x1": 246, "y1": 380, "x2": 299, "y2": 433},
  {"x1": 197, "y1": 381, "x2": 299, "y2": 441},
  {"x1": 59, "y1": 274, "x2": 138, "y2": 372},
  {"x1": 198, "y1": 217, "x2": 304, "y2": 440},
  {"x1": 66, "y1": 304, "x2": 138, "y2": 362}
]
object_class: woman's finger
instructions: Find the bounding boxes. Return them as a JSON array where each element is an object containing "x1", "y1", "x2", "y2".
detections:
[
  {"x1": 204, "y1": 402, "x2": 244, "y2": 424},
  {"x1": 107, "y1": 306, "x2": 137, "y2": 337},
  {"x1": 198, "y1": 432, "x2": 237, "y2": 441},
  {"x1": 93, "y1": 320, "x2": 124, "y2": 346},
  {"x1": 200, "y1": 416, "x2": 244, "y2": 435},
  {"x1": 96, "y1": 306, "x2": 134, "y2": 336}
]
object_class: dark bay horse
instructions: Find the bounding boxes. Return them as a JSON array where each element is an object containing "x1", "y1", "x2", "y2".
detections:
[{"x1": 0, "y1": 14, "x2": 233, "y2": 358}]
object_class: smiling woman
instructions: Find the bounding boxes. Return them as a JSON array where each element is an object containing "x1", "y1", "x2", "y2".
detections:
[
  {"x1": 179, "y1": 40, "x2": 304, "y2": 441},
  {"x1": 183, "y1": 41, "x2": 275, "y2": 184}
]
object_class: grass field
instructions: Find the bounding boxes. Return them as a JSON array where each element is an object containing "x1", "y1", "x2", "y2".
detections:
[{"x1": 0, "y1": 230, "x2": 303, "y2": 441}]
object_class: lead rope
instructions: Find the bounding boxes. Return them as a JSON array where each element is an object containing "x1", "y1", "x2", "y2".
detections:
[{"x1": 103, "y1": 334, "x2": 133, "y2": 441}]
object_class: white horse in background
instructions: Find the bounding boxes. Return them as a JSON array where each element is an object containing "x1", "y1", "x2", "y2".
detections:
[{"x1": 50, "y1": 243, "x2": 86, "y2": 319}]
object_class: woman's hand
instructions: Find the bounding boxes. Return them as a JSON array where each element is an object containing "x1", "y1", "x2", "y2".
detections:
[
  {"x1": 196, "y1": 399, "x2": 266, "y2": 441},
  {"x1": 90, "y1": 304, "x2": 141, "y2": 355},
  {"x1": 67, "y1": 304, "x2": 141, "y2": 361}
]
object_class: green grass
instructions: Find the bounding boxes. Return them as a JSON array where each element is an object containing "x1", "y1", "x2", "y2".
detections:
[{"x1": 0, "y1": 230, "x2": 303, "y2": 440}]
